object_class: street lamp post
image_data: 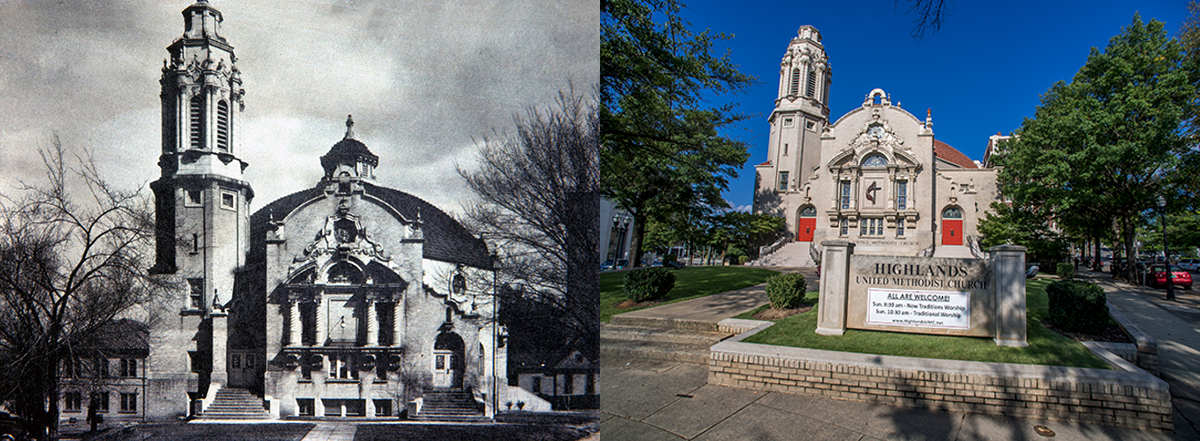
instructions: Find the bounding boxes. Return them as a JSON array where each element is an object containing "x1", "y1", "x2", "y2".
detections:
[
  {"x1": 1158, "y1": 195, "x2": 1175, "y2": 301},
  {"x1": 612, "y1": 214, "x2": 631, "y2": 265}
]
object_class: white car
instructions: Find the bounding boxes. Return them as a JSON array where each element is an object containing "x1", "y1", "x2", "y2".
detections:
[{"x1": 1178, "y1": 258, "x2": 1200, "y2": 272}]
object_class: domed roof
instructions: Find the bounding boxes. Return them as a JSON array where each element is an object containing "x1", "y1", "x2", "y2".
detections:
[
  {"x1": 249, "y1": 182, "x2": 492, "y2": 269},
  {"x1": 320, "y1": 115, "x2": 379, "y2": 176}
]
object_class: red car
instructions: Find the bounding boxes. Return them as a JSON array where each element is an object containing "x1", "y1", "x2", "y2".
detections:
[{"x1": 1149, "y1": 265, "x2": 1192, "y2": 290}]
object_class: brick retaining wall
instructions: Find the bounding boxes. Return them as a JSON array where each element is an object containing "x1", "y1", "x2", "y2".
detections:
[{"x1": 708, "y1": 320, "x2": 1172, "y2": 431}]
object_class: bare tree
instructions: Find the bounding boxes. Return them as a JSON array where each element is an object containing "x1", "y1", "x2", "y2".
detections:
[
  {"x1": 457, "y1": 89, "x2": 599, "y2": 361},
  {"x1": 0, "y1": 137, "x2": 174, "y2": 440},
  {"x1": 897, "y1": 0, "x2": 953, "y2": 40}
]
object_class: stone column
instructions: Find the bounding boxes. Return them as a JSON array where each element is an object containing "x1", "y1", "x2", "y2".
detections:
[
  {"x1": 288, "y1": 300, "x2": 301, "y2": 347},
  {"x1": 392, "y1": 301, "x2": 404, "y2": 347},
  {"x1": 816, "y1": 240, "x2": 853, "y2": 335},
  {"x1": 367, "y1": 300, "x2": 379, "y2": 347},
  {"x1": 991, "y1": 245, "x2": 1028, "y2": 347},
  {"x1": 315, "y1": 295, "x2": 326, "y2": 346},
  {"x1": 210, "y1": 310, "x2": 229, "y2": 385}
]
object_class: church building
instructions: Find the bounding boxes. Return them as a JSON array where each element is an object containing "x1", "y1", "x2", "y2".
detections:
[
  {"x1": 753, "y1": 26, "x2": 1000, "y2": 262},
  {"x1": 130, "y1": 1, "x2": 541, "y2": 421}
]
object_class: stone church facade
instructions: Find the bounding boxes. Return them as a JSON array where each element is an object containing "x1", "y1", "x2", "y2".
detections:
[
  {"x1": 753, "y1": 26, "x2": 1001, "y2": 258},
  {"x1": 130, "y1": 1, "x2": 538, "y2": 421}
]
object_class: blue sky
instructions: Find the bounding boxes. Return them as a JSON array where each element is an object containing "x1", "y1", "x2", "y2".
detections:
[{"x1": 680, "y1": 0, "x2": 1192, "y2": 212}]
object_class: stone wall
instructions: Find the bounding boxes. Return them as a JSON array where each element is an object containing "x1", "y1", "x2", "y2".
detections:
[{"x1": 708, "y1": 321, "x2": 1172, "y2": 431}]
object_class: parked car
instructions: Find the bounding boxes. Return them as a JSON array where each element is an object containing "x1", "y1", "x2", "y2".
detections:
[
  {"x1": 1148, "y1": 265, "x2": 1193, "y2": 290},
  {"x1": 0, "y1": 412, "x2": 31, "y2": 441},
  {"x1": 1178, "y1": 258, "x2": 1200, "y2": 272},
  {"x1": 601, "y1": 260, "x2": 615, "y2": 271}
]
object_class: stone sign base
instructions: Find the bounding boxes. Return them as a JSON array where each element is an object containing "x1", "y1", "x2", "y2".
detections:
[{"x1": 709, "y1": 320, "x2": 1172, "y2": 431}]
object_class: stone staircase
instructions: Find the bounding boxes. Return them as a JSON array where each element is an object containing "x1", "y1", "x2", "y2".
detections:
[
  {"x1": 201, "y1": 387, "x2": 269, "y2": 419},
  {"x1": 749, "y1": 241, "x2": 817, "y2": 268},
  {"x1": 412, "y1": 388, "x2": 487, "y2": 422},
  {"x1": 601, "y1": 316, "x2": 733, "y2": 364}
]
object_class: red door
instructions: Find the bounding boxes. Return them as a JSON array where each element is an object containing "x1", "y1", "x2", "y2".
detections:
[
  {"x1": 797, "y1": 218, "x2": 816, "y2": 242},
  {"x1": 942, "y1": 220, "x2": 963, "y2": 245}
]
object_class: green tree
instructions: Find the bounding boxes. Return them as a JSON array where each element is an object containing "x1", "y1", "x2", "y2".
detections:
[
  {"x1": 994, "y1": 16, "x2": 1199, "y2": 281},
  {"x1": 977, "y1": 202, "x2": 1068, "y2": 268},
  {"x1": 601, "y1": 0, "x2": 753, "y2": 268}
]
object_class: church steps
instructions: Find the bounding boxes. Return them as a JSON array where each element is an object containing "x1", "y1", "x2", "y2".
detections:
[
  {"x1": 412, "y1": 389, "x2": 486, "y2": 422},
  {"x1": 600, "y1": 322, "x2": 733, "y2": 364},
  {"x1": 200, "y1": 387, "x2": 269, "y2": 419},
  {"x1": 749, "y1": 241, "x2": 817, "y2": 268}
]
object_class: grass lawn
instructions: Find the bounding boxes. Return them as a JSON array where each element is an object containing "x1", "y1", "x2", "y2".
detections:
[
  {"x1": 739, "y1": 278, "x2": 1110, "y2": 369},
  {"x1": 600, "y1": 266, "x2": 779, "y2": 322}
]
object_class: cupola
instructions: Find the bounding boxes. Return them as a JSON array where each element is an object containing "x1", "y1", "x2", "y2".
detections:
[{"x1": 320, "y1": 115, "x2": 379, "y2": 181}]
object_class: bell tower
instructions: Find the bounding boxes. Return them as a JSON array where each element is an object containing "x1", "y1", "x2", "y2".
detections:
[{"x1": 151, "y1": 0, "x2": 253, "y2": 316}]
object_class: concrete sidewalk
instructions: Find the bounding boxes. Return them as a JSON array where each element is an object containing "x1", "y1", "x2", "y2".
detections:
[
  {"x1": 600, "y1": 266, "x2": 1193, "y2": 440},
  {"x1": 1079, "y1": 270, "x2": 1200, "y2": 440}
]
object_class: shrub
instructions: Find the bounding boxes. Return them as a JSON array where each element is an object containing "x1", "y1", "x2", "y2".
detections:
[
  {"x1": 765, "y1": 273, "x2": 806, "y2": 309},
  {"x1": 1046, "y1": 280, "x2": 1108, "y2": 334},
  {"x1": 623, "y1": 268, "x2": 676, "y2": 302},
  {"x1": 737, "y1": 255, "x2": 749, "y2": 265},
  {"x1": 1056, "y1": 262, "x2": 1075, "y2": 279}
]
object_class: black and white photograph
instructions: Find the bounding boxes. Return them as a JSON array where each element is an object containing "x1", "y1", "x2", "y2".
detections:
[{"x1": 0, "y1": 1, "x2": 597, "y2": 440}]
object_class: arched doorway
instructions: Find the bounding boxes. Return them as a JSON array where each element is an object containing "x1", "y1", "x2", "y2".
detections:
[
  {"x1": 797, "y1": 206, "x2": 817, "y2": 242},
  {"x1": 941, "y1": 207, "x2": 963, "y2": 246},
  {"x1": 432, "y1": 330, "x2": 465, "y2": 389}
]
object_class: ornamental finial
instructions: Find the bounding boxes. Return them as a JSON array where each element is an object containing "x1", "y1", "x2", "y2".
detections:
[{"x1": 345, "y1": 115, "x2": 355, "y2": 139}]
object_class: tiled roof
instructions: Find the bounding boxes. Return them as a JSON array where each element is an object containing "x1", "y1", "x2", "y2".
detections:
[
  {"x1": 86, "y1": 319, "x2": 149, "y2": 356},
  {"x1": 933, "y1": 140, "x2": 978, "y2": 169}
]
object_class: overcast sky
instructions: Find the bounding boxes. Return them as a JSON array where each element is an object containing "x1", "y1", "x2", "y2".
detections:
[{"x1": 0, "y1": 0, "x2": 597, "y2": 215}]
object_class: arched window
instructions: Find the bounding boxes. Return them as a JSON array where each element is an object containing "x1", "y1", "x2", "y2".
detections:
[
  {"x1": 800, "y1": 206, "x2": 816, "y2": 217},
  {"x1": 943, "y1": 207, "x2": 963, "y2": 219},
  {"x1": 789, "y1": 68, "x2": 800, "y2": 96},
  {"x1": 806, "y1": 69, "x2": 817, "y2": 97},
  {"x1": 862, "y1": 154, "x2": 888, "y2": 167},
  {"x1": 189, "y1": 95, "x2": 204, "y2": 150},
  {"x1": 216, "y1": 100, "x2": 230, "y2": 152}
]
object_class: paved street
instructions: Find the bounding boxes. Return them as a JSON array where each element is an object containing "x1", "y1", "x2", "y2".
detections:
[{"x1": 600, "y1": 266, "x2": 1198, "y2": 440}]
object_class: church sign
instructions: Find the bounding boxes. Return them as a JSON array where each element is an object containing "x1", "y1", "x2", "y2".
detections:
[{"x1": 816, "y1": 240, "x2": 1028, "y2": 346}]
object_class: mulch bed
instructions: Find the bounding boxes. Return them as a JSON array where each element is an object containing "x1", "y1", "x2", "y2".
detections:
[
  {"x1": 1042, "y1": 319, "x2": 1133, "y2": 344},
  {"x1": 751, "y1": 305, "x2": 812, "y2": 320},
  {"x1": 615, "y1": 299, "x2": 661, "y2": 309}
]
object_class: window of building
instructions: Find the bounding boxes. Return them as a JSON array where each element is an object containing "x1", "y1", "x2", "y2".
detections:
[
  {"x1": 805, "y1": 120, "x2": 816, "y2": 131},
  {"x1": 862, "y1": 154, "x2": 887, "y2": 168},
  {"x1": 897, "y1": 181, "x2": 908, "y2": 210},
  {"x1": 231, "y1": 354, "x2": 240, "y2": 369},
  {"x1": 943, "y1": 207, "x2": 963, "y2": 219},
  {"x1": 806, "y1": 69, "x2": 817, "y2": 97},
  {"x1": 297, "y1": 399, "x2": 315, "y2": 416},
  {"x1": 840, "y1": 181, "x2": 851, "y2": 209},
  {"x1": 532, "y1": 376, "x2": 542, "y2": 393},
  {"x1": 190, "y1": 95, "x2": 204, "y2": 150},
  {"x1": 374, "y1": 399, "x2": 392, "y2": 417},
  {"x1": 94, "y1": 358, "x2": 108, "y2": 378},
  {"x1": 783, "y1": 143, "x2": 788, "y2": 156},
  {"x1": 330, "y1": 354, "x2": 358, "y2": 380},
  {"x1": 839, "y1": 218, "x2": 848, "y2": 236},
  {"x1": 91, "y1": 392, "x2": 109, "y2": 413},
  {"x1": 64, "y1": 392, "x2": 82, "y2": 412},
  {"x1": 220, "y1": 191, "x2": 236, "y2": 210},
  {"x1": 185, "y1": 189, "x2": 202, "y2": 206},
  {"x1": 860, "y1": 218, "x2": 883, "y2": 237},
  {"x1": 778, "y1": 172, "x2": 789, "y2": 191},
  {"x1": 564, "y1": 374, "x2": 573, "y2": 395},
  {"x1": 216, "y1": 100, "x2": 230, "y2": 152},
  {"x1": 188, "y1": 278, "x2": 203, "y2": 309},
  {"x1": 789, "y1": 68, "x2": 800, "y2": 96},
  {"x1": 119, "y1": 393, "x2": 137, "y2": 413},
  {"x1": 897, "y1": 218, "x2": 905, "y2": 236},
  {"x1": 783, "y1": 118, "x2": 794, "y2": 127},
  {"x1": 119, "y1": 358, "x2": 137, "y2": 377}
]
